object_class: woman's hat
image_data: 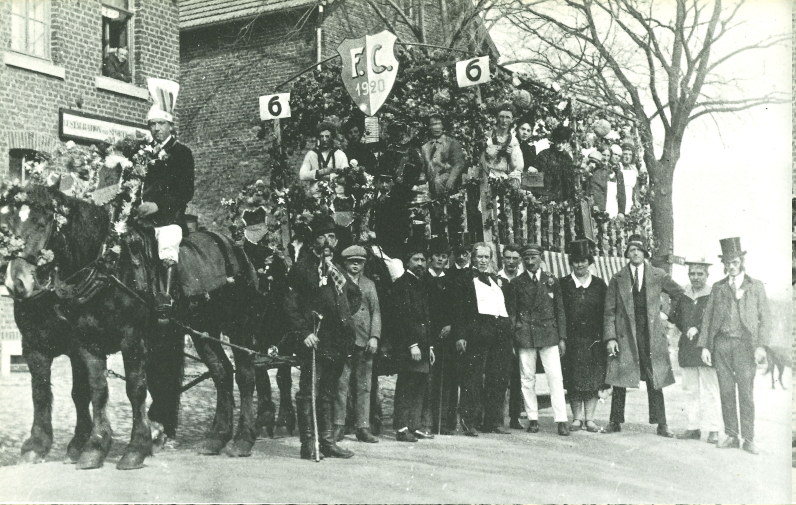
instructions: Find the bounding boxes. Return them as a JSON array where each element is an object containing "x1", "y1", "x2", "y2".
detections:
[
  {"x1": 568, "y1": 239, "x2": 594, "y2": 264},
  {"x1": 625, "y1": 234, "x2": 649, "y2": 258}
]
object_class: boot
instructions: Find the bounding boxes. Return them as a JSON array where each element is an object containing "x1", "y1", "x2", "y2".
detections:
[
  {"x1": 332, "y1": 424, "x2": 345, "y2": 442},
  {"x1": 156, "y1": 263, "x2": 177, "y2": 325},
  {"x1": 319, "y1": 402, "x2": 353, "y2": 459},
  {"x1": 297, "y1": 399, "x2": 322, "y2": 461}
]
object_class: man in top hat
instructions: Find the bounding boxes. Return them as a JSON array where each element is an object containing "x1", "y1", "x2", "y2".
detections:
[
  {"x1": 451, "y1": 242, "x2": 514, "y2": 436},
  {"x1": 698, "y1": 238, "x2": 770, "y2": 454},
  {"x1": 392, "y1": 237, "x2": 436, "y2": 442},
  {"x1": 138, "y1": 82, "x2": 195, "y2": 322},
  {"x1": 285, "y1": 213, "x2": 360, "y2": 460},
  {"x1": 533, "y1": 125, "x2": 575, "y2": 203},
  {"x1": 510, "y1": 243, "x2": 570, "y2": 436},
  {"x1": 333, "y1": 245, "x2": 381, "y2": 444},
  {"x1": 669, "y1": 255, "x2": 722, "y2": 444},
  {"x1": 602, "y1": 234, "x2": 684, "y2": 437}
]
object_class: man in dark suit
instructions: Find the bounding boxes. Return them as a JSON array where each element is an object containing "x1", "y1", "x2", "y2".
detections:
[
  {"x1": 510, "y1": 243, "x2": 570, "y2": 436},
  {"x1": 698, "y1": 237, "x2": 770, "y2": 455},
  {"x1": 285, "y1": 214, "x2": 360, "y2": 460},
  {"x1": 392, "y1": 239, "x2": 436, "y2": 442},
  {"x1": 138, "y1": 101, "x2": 194, "y2": 321},
  {"x1": 451, "y1": 242, "x2": 513, "y2": 436},
  {"x1": 603, "y1": 234, "x2": 684, "y2": 437}
]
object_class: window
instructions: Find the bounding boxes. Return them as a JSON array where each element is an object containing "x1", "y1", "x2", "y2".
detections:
[
  {"x1": 101, "y1": 0, "x2": 133, "y2": 83},
  {"x1": 8, "y1": 149, "x2": 38, "y2": 184},
  {"x1": 10, "y1": 0, "x2": 50, "y2": 59}
]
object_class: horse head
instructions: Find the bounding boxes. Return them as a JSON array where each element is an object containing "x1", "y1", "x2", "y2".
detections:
[{"x1": 3, "y1": 184, "x2": 108, "y2": 299}]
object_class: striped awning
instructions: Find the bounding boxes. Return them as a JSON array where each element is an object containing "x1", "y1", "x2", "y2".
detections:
[{"x1": 542, "y1": 251, "x2": 627, "y2": 283}]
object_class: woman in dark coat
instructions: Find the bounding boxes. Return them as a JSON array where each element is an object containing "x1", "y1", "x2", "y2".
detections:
[{"x1": 559, "y1": 240, "x2": 608, "y2": 432}]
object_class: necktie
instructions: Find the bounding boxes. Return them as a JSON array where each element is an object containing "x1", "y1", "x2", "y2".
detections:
[
  {"x1": 531, "y1": 274, "x2": 538, "y2": 284},
  {"x1": 730, "y1": 276, "x2": 737, "y2": 293},
  {"x1": 633, "y1": 268, "x2": 640, "y2": 293},
  {"x1": 476, "y1": 272, "x2": 492, "y2": 286}
]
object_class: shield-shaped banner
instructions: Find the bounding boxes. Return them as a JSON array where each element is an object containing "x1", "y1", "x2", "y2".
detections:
[{"x1": 337, "y1": 30, "x2": 399, "y2": 116}]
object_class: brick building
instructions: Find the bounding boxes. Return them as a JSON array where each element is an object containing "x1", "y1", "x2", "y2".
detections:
[
  {"x1": 0, "y1": 0, "x2": 180, "y2": 372},
  {"x1": 179, "y1": 0, "x2": 497, "y2": 228}
]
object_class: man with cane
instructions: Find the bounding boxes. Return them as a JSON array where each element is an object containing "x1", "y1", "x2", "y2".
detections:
[{"x1": 286, "y1": 214, "x2": 361, "y2": 460}]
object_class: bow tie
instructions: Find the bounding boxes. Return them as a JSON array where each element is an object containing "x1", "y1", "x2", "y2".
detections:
[{"x1": 476, "y1": 271, "x2": 492, "y2": 286}]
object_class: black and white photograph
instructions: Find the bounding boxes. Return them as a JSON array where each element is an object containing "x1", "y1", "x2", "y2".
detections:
[{"x1": 0, "y1": 0, "x2": 791, "y2": 503}]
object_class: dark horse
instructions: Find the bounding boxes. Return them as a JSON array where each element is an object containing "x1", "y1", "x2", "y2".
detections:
[{"x1": 4, "y1": 184, "x2": 265, "y2": 469}]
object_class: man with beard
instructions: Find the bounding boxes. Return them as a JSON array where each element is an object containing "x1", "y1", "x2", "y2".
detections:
[
  {"x1": 698, "y1": 238, "x2": 770, "y2": 454},
  {"x1": 285, "y1": 213, "x2": 360, "y2": 460},
  {"x1": 392, "y1": 238, "x2": 436, "y2": 441}
]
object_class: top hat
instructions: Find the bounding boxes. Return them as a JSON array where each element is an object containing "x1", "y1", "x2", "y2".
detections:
[
  {"x1": 625, "y1": 234, "x2": 650, "y2": 258},
  {"x1": 718, "y1": 237, "x2": 746, "y2": 261},
  {"x1": 309, "y1": 213, "x2": 336, "y2": 238},
  {"x1": 428, "y1": 236, "x2": 450, "y2": 255},
  {"x1": 567, "y1": 239, "x2": 594, "y2": 264}
]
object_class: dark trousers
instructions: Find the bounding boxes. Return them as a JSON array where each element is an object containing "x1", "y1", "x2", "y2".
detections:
[
  {"x1": 459, "y1": 316, "x2": 512, "y2": 430},
  {"x1": 296, "y1": 354, "x2": 346, "y2": 440},
  {"x1": 394, "y1": 371, "x2": 431, "y2": 431},
  {"x1": 430, "y1": 342, "x2": 460, "y2": 432},
  {"x1": 714, "y1": 336, "x2": 756, "y2": 440},
  {"x1": 609, "y1": 379, "x2": 667, "y2": 425},
  {"x1": 508, "y1": 353, "x2": 523, "y2": 420},
  {"x1": 147, "y1": 329, "x2": 184, "y2": 438}
]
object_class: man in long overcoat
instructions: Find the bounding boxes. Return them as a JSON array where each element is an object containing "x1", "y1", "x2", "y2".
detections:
[
  {"x1": 698, "y1": 237, "x2": 770, "y2": 455},
  {"x1": 603, "y1": 234, "x2": 684, "y2": 437}
]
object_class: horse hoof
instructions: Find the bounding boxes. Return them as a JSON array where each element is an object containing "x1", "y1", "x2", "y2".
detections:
[
  {"x1": 116, "y1": 451, "x2": 147, "y2": 470},
  {"x1": 196, "y1": 438, "x2": 225, "y2": 455},
  {"x1": 76, "y1": 450, "x2": 105, "y2": 470},
  {"x1": 223, "y1": 439, "x2": 253, "y2": 458},
  {"x1": 64, "y1": 447, "x2": 81, "y2": 464},
  {"x1": 20, "y1": 450, "x2": 45, "y2": 464}
]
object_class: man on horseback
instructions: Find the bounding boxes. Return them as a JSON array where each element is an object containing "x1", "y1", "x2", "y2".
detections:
[
  {"x1": 286, "y1": 213, "x2": 361, "y2": 461},
  {"x1": 137, "y1": 90, "x2": 195, "y2": 322}
]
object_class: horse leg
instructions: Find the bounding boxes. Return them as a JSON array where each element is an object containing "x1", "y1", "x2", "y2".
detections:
[
  {"x1": 116, "y1": 334, "x2": 152, "y2": 470},
  {"x1": 191, "y1": 333, "x2": 234, "y2": 455},
  {"x1": 255, "y1": 366, "x2": 276, "y2": 439},
  {"x1": 224, "y1": 346, "x2": 256, "y2": 457},
  {"x1": 19, "y1": 348, "x2": 53, "y2": 463},
  {"x1": 276, "y1": 365, "x2": 296, "y2": 436},
  {"x1": 146, "y1": 325, "x2": 184, "y2": 445},
  {"x1": 64, "y1": 350, "x2": 93, "y2": 464},
  {"x1": 75, "y1": 349, "x2": 113, "y2": 470}
]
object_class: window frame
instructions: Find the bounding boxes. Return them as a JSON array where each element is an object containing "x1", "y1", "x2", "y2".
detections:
[
  {"x1": 101, "y1": 1, "x2": 135, "y2": 82},
  {"x1": 9, "y1": 0, "x2": 51, "y2": 60}
]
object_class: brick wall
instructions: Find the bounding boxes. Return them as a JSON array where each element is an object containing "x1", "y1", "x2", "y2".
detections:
[{"x1": 0, "y1": 0, "x2": 180, "y2": 338}]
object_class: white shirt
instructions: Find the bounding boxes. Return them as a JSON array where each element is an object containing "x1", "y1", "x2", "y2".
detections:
[
  {"x1": 473, "y1": 277, "x2": 509, "y2": 317},
  {"x1": 497, "y1": 265, "x2": 523, "y2": 282},
  {"x1": 571, "y1": 272, "x2": 592, "y2": 288},
  {"x1": 729, "y1": 272, "x2": 745, "y2": 291},
  {"x1": 525, "y1": 270, "x2": 541, "y2": 283},
  {"x1": 299, "y1": 149, "x2": 349, "y2": 181},
  {"x1": 428, "y1": 268, "x2": 446, "y2": 278}
]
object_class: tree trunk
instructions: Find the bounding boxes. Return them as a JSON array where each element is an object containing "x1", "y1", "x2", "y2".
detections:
[{"x1": 648, "y1": 158, "x2": 675, "y2": 272}]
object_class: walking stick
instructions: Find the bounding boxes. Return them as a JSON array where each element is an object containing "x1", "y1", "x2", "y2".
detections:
[
  {"x1": 311, "y1": 311, "x2": 323, "y2": 463},
  {"x1": 437, "y1": 343, "x2": 444, "y2": 435}
]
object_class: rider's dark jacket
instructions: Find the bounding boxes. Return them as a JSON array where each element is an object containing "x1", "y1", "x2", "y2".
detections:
[{"x1": 141, "y1": 137, "x2": 194, "y2": 228}]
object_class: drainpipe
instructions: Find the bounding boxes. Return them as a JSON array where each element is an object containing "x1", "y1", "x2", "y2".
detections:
[{"x1": 316, "y1": 2, "x2": 324, "y2": 70}]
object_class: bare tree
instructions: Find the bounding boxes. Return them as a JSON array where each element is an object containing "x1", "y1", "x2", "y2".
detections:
[{"x1": 501, "y1": 0, "x2": 789, "y2": 264}]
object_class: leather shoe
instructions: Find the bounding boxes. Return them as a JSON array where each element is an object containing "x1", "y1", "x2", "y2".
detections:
[
  {"x1": 413, "y1": 430, "x2": 435, "y2": 440},
  {"x1": 487, "y1": 426, "x2": 511, "y2": 435},
  {"x1": 557, "y1": 422, "x2": 570, "y2": 436},
  {"x1": 332, "y1": 425, "x2": 345, "y2": 442},
  {"x1": 742, "y1": 440, "x2": 759, "y2": 455},
  {"x1": 601, "y1": 421, "x2": 621, "y2": 434},
  {"x1": 717, "y1": 436, "x2": 740, "y2": 449},
  {"x1": 320, "y1": 443, "x2": 354, "y2": 458},
  {"x1": 706, "y1": 431, "x2": 719, "y2": 444},
  {"x1": 396, "y1": 429, "x2": 417, "y2": 442},
  {"x1": 656, "y1": 424, "x2": 674, "y2": 438},
  {"x1": 676, "y1": 429, "x2": 701, "y2": 440},
  {"x1": 509, "y1": 418, "x2": 524, "y2": 430},
  {"x1": 526, "y1": 420, "x2": 539, "y2": 433},
  {"x1": 300, "y1": 443, "x2": 324, "y2": 461},
  {"x1": 356, "y1": 428, "x2": 378, "y2": 443}
]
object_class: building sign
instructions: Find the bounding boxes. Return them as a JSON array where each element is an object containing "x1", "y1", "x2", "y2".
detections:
[
  {"x1": 59, "y1": 109, "x2": 149, "y2": 143},
  {"x1": 337, "y1": 30, "x2": 399, "y2": 116}
]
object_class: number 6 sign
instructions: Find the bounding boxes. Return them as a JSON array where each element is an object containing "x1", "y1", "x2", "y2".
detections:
[
  {"x1": 456, "y1": 56, "x2": 490, "y2": 88},
  {"x1": 259, "y1": 93, "x2": 291, "y2": 120}
]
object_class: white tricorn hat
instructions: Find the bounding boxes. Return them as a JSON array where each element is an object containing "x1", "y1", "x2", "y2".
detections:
[{"x1": 146, "y1": 78, "x2": 179, "y2": 123}]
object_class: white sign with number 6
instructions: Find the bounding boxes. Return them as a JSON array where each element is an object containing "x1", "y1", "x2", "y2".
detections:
[
  {"x1": 259, "y1": 93, "x2": 291, "y2": 120},
  {"x1": 456, "y1": 56, "x2": 490, "y2": 88}
]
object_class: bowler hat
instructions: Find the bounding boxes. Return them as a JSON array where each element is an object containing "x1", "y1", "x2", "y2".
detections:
[
  {"x1": 309, "y1": 213, "x2": 336, "y2": 237},
  {"x1": 520, "y1": 243, "x2": 543, "y2": 256},
  {"x1": 567, "y1": 240, "x2": 594, "y2": 265},
  {"x1": 718, "y1": 237, "x2": 746, "y2": 261},
  {"x1": 625, "y1": 234, "x2": 650, "y2": 258},
  {"x1": 428, "y1": 236, "x2": 450, "y2": 255},
  {"x1": 342, "y1": 245, "x2": 367, "y2": 262}
]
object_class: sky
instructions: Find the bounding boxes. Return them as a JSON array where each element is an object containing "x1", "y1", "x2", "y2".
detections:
[{"x1": 490, "y1": 0, "x2": 793, "y2": 307}]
